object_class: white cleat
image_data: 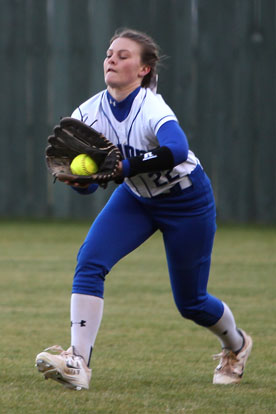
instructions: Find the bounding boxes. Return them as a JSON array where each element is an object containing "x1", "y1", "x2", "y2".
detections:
[
  {"x1": 35, "y1": 345, "x2": 91, "y2": 390},
  {"x1": 213, "y1": 330, "x2": 253, "y2": 385}
]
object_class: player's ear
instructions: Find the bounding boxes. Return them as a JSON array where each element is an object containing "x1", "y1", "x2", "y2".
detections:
[{"x1": 139, "y1": 65, "x2": 151, "y2": 78}]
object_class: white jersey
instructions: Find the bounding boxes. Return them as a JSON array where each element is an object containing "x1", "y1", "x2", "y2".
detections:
[{"x1": 72, "y1": 88, "x2": 199, "y2": 198}]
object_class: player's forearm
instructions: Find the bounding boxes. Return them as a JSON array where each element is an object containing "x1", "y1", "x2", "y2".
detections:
[
  {"x1": 121, "y1": 120, "x2": 189, "y2": 178},
  {"x1": 122, "y1": 146, "x2": 174, "y2": 177}
]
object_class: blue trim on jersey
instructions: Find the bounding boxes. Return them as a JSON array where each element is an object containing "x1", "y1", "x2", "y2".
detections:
[
  {"x1": 99, "y1": 92, "x2": 121, "y2": 145},
  {"x1": 127, "y1": 89, "x2": 147, "y2": 146},
  {"x1": 154, "y1": 115, "x2": 176, "y2": 132},
  {"x1": 106, "y1": 87, "x2": 141, "y2": 122},
  {"x1": 77, "y1": 107, "x2": 84, "y2": 121}
]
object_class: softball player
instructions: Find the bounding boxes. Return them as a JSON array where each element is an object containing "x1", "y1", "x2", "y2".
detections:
[{"x1": 36, "y1": 29, "x2": 252, "y2": 390}]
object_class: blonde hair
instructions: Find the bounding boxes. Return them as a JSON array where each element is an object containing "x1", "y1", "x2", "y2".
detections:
[{"x1": 110, "y1": 28, "x2": 160, "y2": 88}]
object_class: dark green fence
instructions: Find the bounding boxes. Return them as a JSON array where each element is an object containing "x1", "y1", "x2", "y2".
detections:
[{"x1": 0, "y1": 0, "x2": 275, "y2": 222}]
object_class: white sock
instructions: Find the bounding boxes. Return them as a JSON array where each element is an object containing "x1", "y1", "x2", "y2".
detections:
[
  {"x1": 70, "y1": 293, "x2": 104, "y2": 366},
  {"x1": 207, "y1": 302, "x2": 243, "y2": 352}
]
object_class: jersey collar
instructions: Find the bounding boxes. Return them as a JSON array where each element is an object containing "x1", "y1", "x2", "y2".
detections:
[{"x1": 106, "y1": 87, "x2": 141, "y2": 122}]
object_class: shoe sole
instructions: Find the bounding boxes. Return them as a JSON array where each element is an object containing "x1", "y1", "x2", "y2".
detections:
[{"x1": 36, "y1": 358, "x2": 82, "y2": 390}]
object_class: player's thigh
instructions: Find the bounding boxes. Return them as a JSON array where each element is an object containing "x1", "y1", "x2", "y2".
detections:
[{"x1": 78, "y1": 185, "x2": 156, "y2": 270}]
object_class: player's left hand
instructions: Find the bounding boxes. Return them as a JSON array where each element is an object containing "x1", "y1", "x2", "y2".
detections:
[{"x1": 45, "y1": 117, "x2": 123, "y2": 188}]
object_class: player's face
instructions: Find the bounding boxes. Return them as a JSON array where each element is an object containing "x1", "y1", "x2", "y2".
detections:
[{"x1": 104, "y1": 37, "x2": 150, "y2": 90}]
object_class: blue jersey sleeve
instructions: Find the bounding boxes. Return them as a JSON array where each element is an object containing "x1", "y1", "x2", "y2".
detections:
[{"x1": 156, "y1": 120, "x2": 189, "y2": 165}]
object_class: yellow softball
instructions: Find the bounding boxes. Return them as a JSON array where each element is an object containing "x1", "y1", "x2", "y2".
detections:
[{"x1": 70, "y1": 154, "x2": 98, "y2": 175}]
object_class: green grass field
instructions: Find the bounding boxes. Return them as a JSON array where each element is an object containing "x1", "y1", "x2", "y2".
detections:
[{"x1": 0, "y1": 220, "x2": 275, "y2": 414}]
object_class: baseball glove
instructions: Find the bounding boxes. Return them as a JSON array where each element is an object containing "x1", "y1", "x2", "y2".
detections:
[{"x1": 46, "y1": 117, "x2": 122, "y2": 187}]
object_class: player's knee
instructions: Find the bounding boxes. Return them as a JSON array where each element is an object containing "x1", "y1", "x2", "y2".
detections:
[
  {"x1": 178, "y1": 304, "x2": 219, "y2": 327},
  {"x1": 73, "y1": 256, "x2": 109, "y2": 298},
  {"x1": 76, "y1": 245, "x2": 110, "y2": 279},
  {"x1": 72, "y1": 271, "x2": 105, "y2": 298}
]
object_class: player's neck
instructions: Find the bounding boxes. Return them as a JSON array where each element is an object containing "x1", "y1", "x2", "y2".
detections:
[{"x1": 107, "y1": 83, "x2": 141, "y2": 102}]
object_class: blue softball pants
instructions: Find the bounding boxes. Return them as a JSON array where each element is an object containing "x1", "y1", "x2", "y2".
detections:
[{"x1": 72, "y1": 165, "x2": 224, "y2": 327}]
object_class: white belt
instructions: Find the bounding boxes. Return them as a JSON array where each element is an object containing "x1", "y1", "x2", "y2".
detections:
[{"x1": 179, "y1": 176, "x2": 192, "y2": 190}]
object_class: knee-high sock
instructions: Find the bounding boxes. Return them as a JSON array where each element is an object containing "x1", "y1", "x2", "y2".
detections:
[
  {"x1": 70, "y1": 293, "x2": 104, "y2": 366},
  {"x1": 207, "y1": 302, "x2": 243, "y2": 352}
]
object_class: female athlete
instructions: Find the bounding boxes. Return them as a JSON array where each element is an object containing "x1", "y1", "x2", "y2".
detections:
[{"x1": 35, "y1": 28, "x2": 252, "y2": 390}]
